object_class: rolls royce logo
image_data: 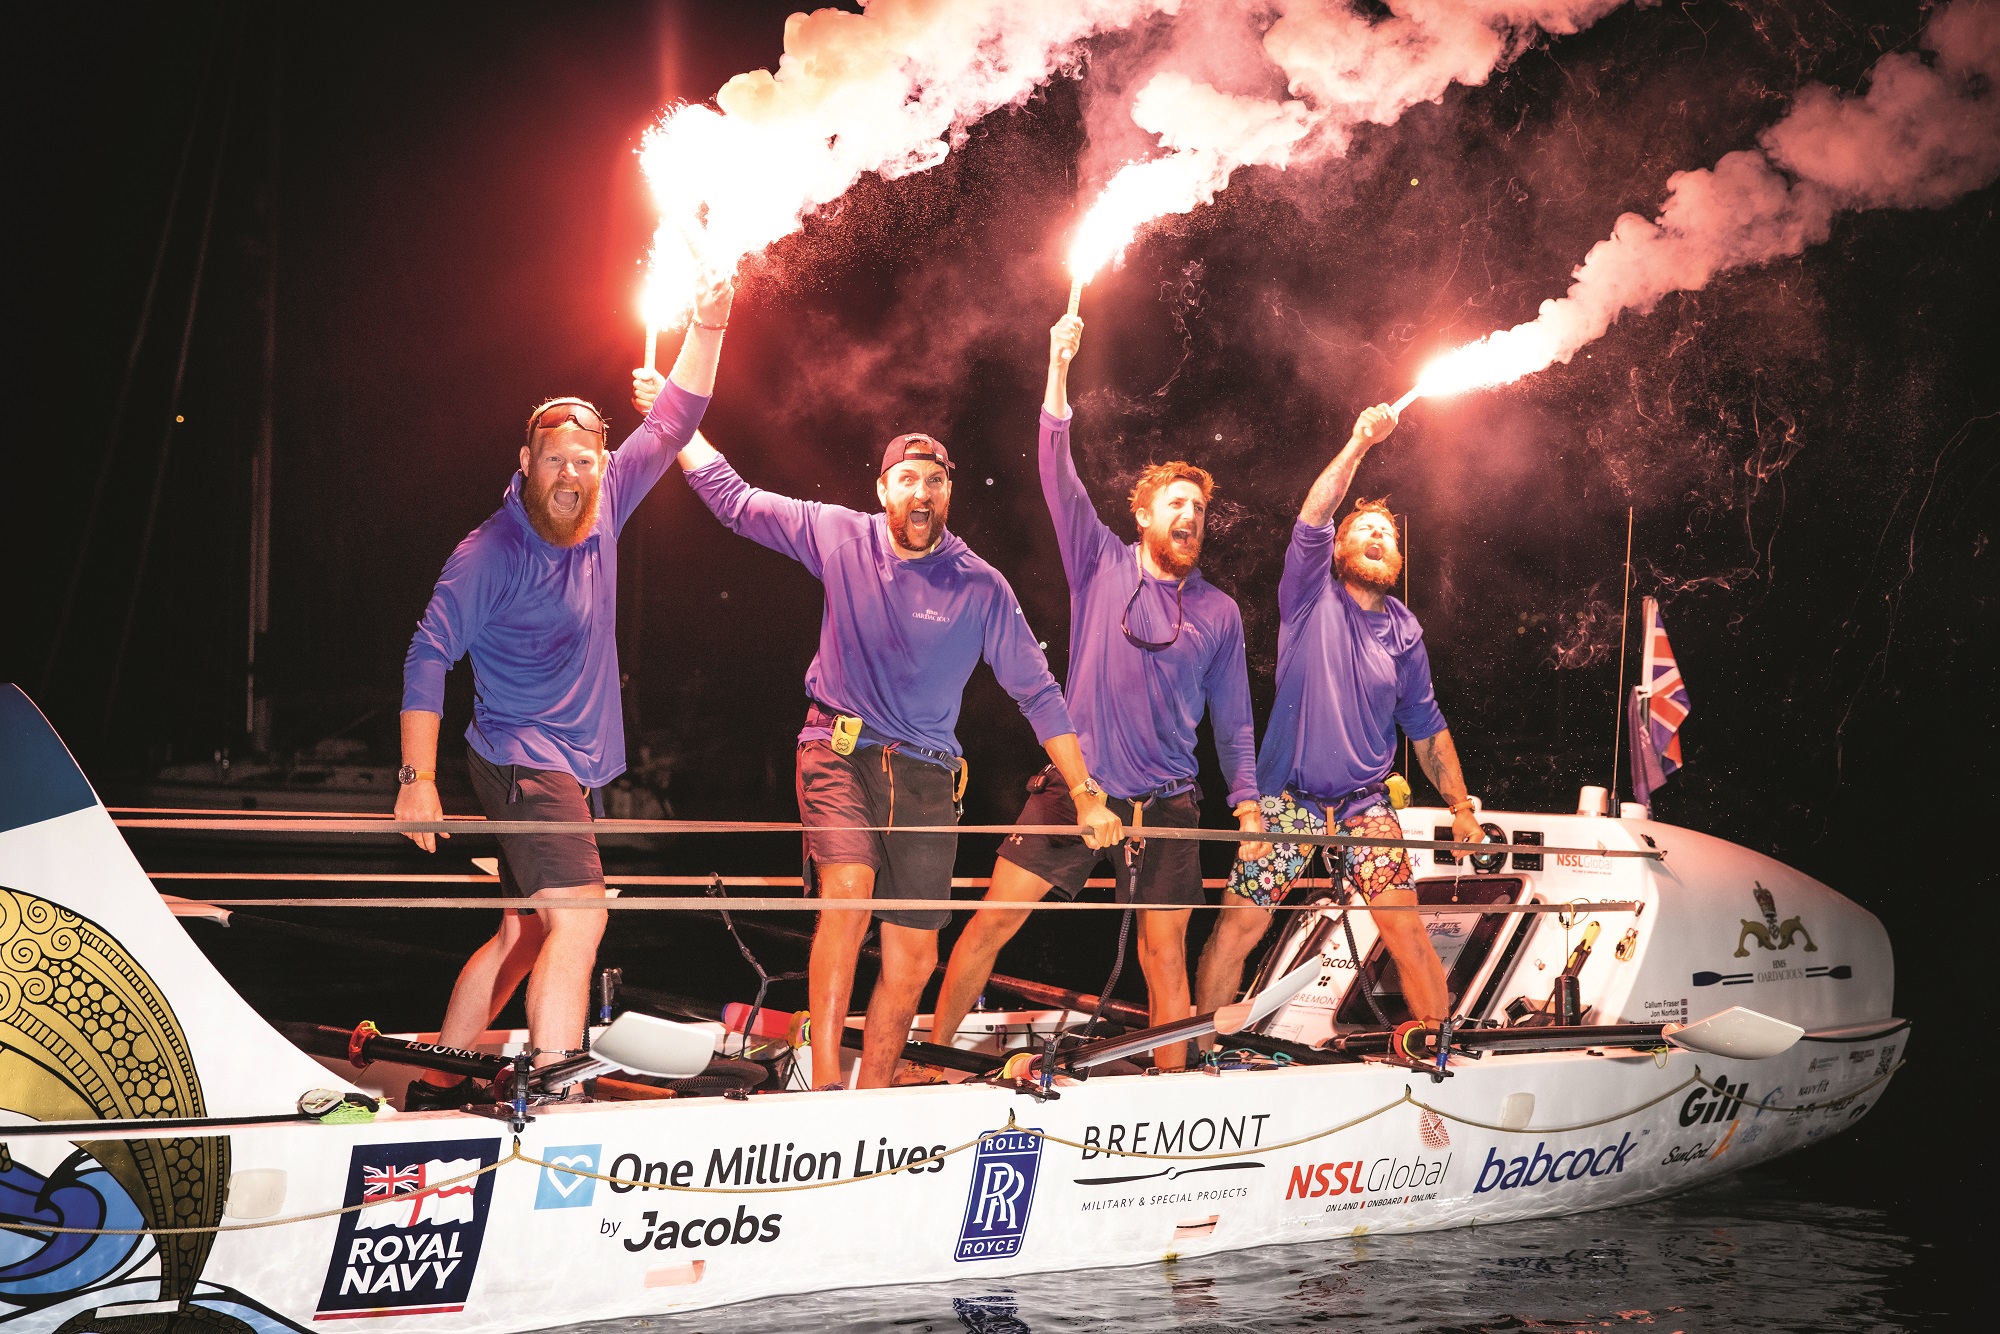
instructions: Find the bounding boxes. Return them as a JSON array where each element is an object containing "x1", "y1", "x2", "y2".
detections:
[{"x1": 954, "y1": 1129, "x2": 1043, "y2": 1262}]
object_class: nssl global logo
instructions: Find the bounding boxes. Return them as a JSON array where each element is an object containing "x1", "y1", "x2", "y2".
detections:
[
  {"x1": 954, "y1": 1129, "x2": 1043, "y2": 1261},
  {"x1": 316, "y1": 1137, "x2": 501, "y2": 1319}
]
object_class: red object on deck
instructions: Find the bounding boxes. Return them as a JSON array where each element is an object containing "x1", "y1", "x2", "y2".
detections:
[{"x1": 721, "y1": 1002, "x2": 795, "y2": 1040}]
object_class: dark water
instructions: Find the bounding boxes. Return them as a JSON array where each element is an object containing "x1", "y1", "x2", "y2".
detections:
[{"x1": 573, "y1": 1177, "x2": 1932, "y2": 1332}]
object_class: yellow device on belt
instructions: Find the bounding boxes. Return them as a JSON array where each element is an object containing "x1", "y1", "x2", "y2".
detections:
[
  {"x1": 829, "y1": 713, "x2": 863, "y2": 756},
  {"x1": 1385, "y1": 772, "x2": 1412, "y2": 809}
]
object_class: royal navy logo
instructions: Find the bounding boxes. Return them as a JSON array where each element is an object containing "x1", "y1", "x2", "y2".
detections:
[
  {"x1": 954, "y1": 1129, "x2": 1043, "y2": 1262},
  {"x1": 316, "y1": 1136, "x2": 501, "y2": 1318}
]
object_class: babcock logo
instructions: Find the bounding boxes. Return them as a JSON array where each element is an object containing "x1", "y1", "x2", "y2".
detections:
[
  {"x1": 955, "y1": 1129, "x2": 1043, "y2": 1262},
  {"x1": 316, "y1": 1136, "x2": 501, "y2": 1319},
  {"x1": 1473, "y1": 1134, "x2": 1636, "y2": 1194},
  {"x1": 534, "y1": 1144, "x2": 601, "y2": 1210}
]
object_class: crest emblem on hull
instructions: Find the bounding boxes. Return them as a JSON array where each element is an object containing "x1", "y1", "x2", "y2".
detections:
[{"x1": 1734, "y1": 882, "x2": 1818, "y2": 958}]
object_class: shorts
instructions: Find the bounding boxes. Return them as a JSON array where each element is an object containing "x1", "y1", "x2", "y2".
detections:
[
  {"x1": 996, "y1": 768, "x2": 1202, "y2": 907},
  {"x1": 467, "y1": 750, "x2": 604, "y2": 914},
  {"x1": 796, "y1": 740, "x2": 959, "y2": 930},
  {"x1": 1224, "y1": 790, "x2": 1410, "y2": 908}
]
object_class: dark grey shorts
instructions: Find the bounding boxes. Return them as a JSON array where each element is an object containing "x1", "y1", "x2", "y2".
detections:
[
  {"x1": 467, "y1": 750, "x2": 603, "y2": 913},
  {"x1": 996, "y1": 770, "x2": 1203, "y2": 907},
  {"x1": 796, "y1": 740, "x2": 958, "y2": 931}
]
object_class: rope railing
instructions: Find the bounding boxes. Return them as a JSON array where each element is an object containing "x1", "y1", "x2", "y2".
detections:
[
  {"x1": 149, "y1": 892, "x2": 1642, "y2": 914},
  {"x1": 0, "y1": 1061, "x2": 1908, "y2": 1237},
  {"x1": 113, "y1": 814, "x2": 1665, "y2": 861}
]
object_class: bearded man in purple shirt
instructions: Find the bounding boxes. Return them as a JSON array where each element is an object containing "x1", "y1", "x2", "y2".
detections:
[
  {"x1": 929, "y1": 314, "x2": 1269, "y2": 1068},
  {"x1": 392, "y1": 275, "x2": 732, "y2": 1109},
  {"x1": 629, "y1": 380, "x2": 1123, "y2": 1091},
  {"x1": 1194, "y1": 405, "x2": 1482, "y2": 1032}
]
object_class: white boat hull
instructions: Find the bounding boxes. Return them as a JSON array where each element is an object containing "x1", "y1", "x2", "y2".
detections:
[{"x1": 0, "y1": 684, "x2": 1905, "y2": 1331}]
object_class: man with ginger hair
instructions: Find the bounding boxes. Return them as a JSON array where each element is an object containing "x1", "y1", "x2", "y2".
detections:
[
  {"x1": 929, "y1": 313, "x2": 1266, "y2": 1069},
  {"x1": 395, "y1": 274, "x2": 733, "y2": 1109},
  {"x1": 1194, "y1": 404, "x2": 1482, "y2": 1040}
]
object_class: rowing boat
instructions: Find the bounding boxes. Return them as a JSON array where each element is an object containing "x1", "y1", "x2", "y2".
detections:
[{"x1": 0, "y1": 685, "x2": 1905, "y2": 1331}]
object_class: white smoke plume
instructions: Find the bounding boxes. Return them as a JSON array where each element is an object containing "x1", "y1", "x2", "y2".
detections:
[
  {"x1": 1413, "y1": 0, "x2": 2000, "y2": 399},
  {"x1": 638, "y1": 0, "x2": 1179, "y2": 323},
  {"x1": 1071, "y1": 0, "x2": 1634, "y2": 275}
]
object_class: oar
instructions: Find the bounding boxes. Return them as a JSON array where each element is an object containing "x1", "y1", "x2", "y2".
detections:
[
  {"x1": 1059, "y1": 959, "x2": 1320, "y2": 1073},
  {"x1": 1660, "y1": 1005, "x2": 1803, "y2": 1059},
  {"x1": 280, "y1": 1012, "x2": 720, "y2": 1093},
  {"x1": 1315, "y1": 1004, "x2": 1804, "y2": 1061}
]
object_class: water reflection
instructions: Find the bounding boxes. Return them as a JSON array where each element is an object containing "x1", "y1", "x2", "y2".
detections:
[{"x1": 576, "y1": 1175, "x2": 1915, "y2": 1333}]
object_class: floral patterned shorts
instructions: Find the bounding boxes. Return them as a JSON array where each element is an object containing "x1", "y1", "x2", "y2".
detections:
[{"x1": 1225, "y1": 791, "x2": 1411, "y2": 908}]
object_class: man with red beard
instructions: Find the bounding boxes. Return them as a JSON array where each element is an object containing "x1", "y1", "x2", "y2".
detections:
[
  {"x1": 928, "y1": 313, "x2": 1266, "y2": 1068},
  {"x1": 393, "y1": 275, "x2": 733, "y2": 1109},
  {"x1": 631, "y1": 386, "x2": 1122, "y2": 1090},
  {"x1": 1194, "y1": 405, "x2": 1481, "y2": 1036}
]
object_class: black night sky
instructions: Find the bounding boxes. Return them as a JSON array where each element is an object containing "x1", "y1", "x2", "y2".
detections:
[{"x1": 6, "y1": 1, "x2": 1995, "y2": 1317}]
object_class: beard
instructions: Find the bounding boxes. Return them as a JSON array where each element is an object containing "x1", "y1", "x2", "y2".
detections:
[
  {"x1": 1143, "y1": 521, "x2": 1202, "y2": 579},
  {"x1": 886, "y1": 492, "x2": 950, "y2": 553},
  {"x1": 1335, "y1": 542, "x2": 1403, "y2": 594},
  {"x1": 522, "y1": 471, "x2": 602, "y2": 548}
]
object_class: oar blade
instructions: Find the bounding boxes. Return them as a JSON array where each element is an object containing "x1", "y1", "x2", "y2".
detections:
[
  {"x1": 1661, "y1": 1006, "x2": 1803, "y2": 1060},
  {"x1": 1223, "y1": 959, "x2": 1320, "y2": 1035},
  {"x1": 593, "y1": 1012, "x2": 719, "y2": 1079}
]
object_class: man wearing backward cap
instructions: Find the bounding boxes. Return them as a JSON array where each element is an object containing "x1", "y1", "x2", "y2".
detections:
[{"x1": 632, "y1": 375, "x2": 1122, "y2": 1090}]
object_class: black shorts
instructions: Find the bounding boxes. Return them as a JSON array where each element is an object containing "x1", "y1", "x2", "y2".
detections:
[
  {"x1": 467, "y1": 750, "x2": 603, "y2": 914},
  {"x1": 796, "y1": 740, "x2": 959, "y2": 931},
  {"x1": 996, "y1": 768, "x2": 1203, "y2": 907}
]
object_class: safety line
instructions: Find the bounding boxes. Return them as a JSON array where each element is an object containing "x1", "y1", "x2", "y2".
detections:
[
  {"x1": 0, "y1": 1062, "x2": 1906, "y2": 1232},
  {"x1": 113, "y1": 815, "x2": 1663, "y2": 860},
  {"x1": 150, "y1": 894, "x2": 1643, "y2": 914}
]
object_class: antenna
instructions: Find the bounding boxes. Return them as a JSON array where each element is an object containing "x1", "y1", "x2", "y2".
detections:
[
  {"x1": 1609, "y1": 507, "x2": 1634, "y2": 803},
  {"x1": 1402, "y1": 513, "x2": 1410, "y2": 782}
]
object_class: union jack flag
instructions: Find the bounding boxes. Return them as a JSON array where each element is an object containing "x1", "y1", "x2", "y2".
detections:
[
  {"x1": 363, "y1": 1164, "x2": 423, "y2": 1199},
  {"x1": 1627, "y1": 597, "x2": 1690, "y2": 805}
]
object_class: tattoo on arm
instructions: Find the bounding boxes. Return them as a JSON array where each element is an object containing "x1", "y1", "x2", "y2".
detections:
[
  {"x1": 1413, "y1": 731, "x2": 1468, "y2": 804},
  {"x1": 1299, "y1": 438, "x2": 1367, "y2": 526}
]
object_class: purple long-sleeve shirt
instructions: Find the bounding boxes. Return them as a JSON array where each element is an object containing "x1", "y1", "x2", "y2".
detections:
[
  {"x1": 684, "y1": 453, "x2": 1074, "y2": 762},
  {"x1": 1040, "y1": 410, "x2": 1258, "y2": 806},
  {"x1": 401, "y1": 382, "x2": 710, "y2": 788},
  {"x1": 1256, "y1": 517, "x2": 1448, "y2": 807}
]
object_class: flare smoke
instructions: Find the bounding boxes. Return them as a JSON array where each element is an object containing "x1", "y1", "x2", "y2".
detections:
[
  {"x1": 638, "y1": 0, "x2": 1178, "y2": 322},
  {"x1": 1072, "y1": 0, "x2": 1634, "y2": 277},
  {"x1": 1416, "y1": 0, "x2": 2000, "y2": 398}
]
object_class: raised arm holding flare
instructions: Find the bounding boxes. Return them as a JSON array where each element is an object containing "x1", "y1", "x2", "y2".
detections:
[
  {"x1": 392, "y1": 273, "x2": 732, "y2": 1109},
  {"x1": 930, "y1": 314, "x2": 1267, "y2": 1069},
  {"x1": 656, "y1": 400, "x2": 1120, "y2": 1091},
  {"x1": 1195, "y1": 403, "x2": 1481, "y2": 1034}
]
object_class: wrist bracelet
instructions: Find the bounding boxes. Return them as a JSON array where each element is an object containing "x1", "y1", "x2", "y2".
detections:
[
  {"x1": 692, "y1": 318, "x2": 728, "y2": 331},
  {"x1": 1449, "y1": 797, "x2": 1475, "y2": 813}
]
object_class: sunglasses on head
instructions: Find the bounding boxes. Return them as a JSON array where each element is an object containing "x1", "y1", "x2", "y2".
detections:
[{"x1": 529, "y1": 402, "x2": 608, "y2": 438}]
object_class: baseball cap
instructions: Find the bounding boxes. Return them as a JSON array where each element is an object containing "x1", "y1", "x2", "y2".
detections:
[{"x1": 879, "y1": 432, "x2": 954, "y2": 476}]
